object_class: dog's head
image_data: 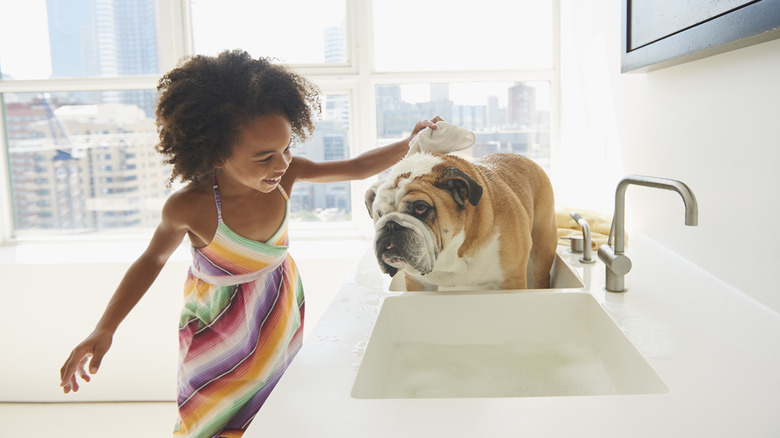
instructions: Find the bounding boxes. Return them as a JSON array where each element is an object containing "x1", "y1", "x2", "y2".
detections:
[{"x1": 365, "y1": 153, "x2": 482, "y2": 277}]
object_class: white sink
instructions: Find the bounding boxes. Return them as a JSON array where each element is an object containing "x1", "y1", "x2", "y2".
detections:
[{"x1": 352, "y1": 291, "x2": 668, "y2": 399}]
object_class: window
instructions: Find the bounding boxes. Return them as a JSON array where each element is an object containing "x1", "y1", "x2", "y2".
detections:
[{"x1": 0, "y1": 0, "x2": 557, "y2": 240}]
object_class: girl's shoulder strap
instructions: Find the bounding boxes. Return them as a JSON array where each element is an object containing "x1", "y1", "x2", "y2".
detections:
[
  {"x1": 212, "y1": 172, "x2": 223, "y2": 223},
  {"x1": 277, "y1": 184, "x2": 289, "y2": 201}
]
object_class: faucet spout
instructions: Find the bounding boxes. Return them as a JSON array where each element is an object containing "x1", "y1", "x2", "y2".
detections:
[
  {"x1": 600, "y1": 175, "x2": 698, "y2": 292},
  {"x1": 611, "y1": 175, "x2": 698, "y2": 254}
]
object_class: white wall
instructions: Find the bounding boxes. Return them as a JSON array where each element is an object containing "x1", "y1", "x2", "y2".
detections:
[
  {"x1": 0, "y1": 238, "x2": 368, "y2": 402},
  {"x1": 557, "y1": 0, "x2": 780, "y2": 313}
]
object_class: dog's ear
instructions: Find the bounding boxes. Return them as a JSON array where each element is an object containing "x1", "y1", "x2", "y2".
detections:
[
  {"x1": 365, "y1": 188, "x2": 377, "y2": 219},
  {"x1": 364, "y1": 180, "x2": 384, "y2": 219},
  {"x1": 435, "y1": 167, "x2": 483, "y2": 207}
]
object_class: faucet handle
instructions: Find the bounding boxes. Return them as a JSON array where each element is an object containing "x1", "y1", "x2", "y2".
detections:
[
  {"x1": 570, "y1": 212, "x2": 596, "y2": 264},
  {"x1": 598, "y1": 245, "x2": 631, "y2": 274},
  {"x1": 565, "y1": 235, "x2": 585, "y2": 253},
  {"x1": 598, "y1": 244, "x2": 632, "y2": 292}
]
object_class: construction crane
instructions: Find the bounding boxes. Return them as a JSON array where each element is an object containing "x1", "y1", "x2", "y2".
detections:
[{"x1": 40, "y1": 93, "x2": 77, "y2": 160}]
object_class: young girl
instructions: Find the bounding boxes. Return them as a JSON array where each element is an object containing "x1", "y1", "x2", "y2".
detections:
[{"x1": 59, "y1": 49, "x2": 441, "y2": 437}]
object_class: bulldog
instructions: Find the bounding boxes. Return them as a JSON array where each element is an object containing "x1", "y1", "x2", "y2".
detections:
[{"x1": 365, "y1": 152, "x2": 557, "y2": 291}]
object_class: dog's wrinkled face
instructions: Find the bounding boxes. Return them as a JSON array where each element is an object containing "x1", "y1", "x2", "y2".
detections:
[
  {"x1": 365, "y1": 154, "x2": 482, "y2": 277},
  {"x1": 372, "y1": 210, "x2": 437, "y2": 277}
]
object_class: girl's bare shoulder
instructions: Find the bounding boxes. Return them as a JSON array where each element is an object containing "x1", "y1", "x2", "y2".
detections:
[{"x1": 161, "y1": 179, "x2": 215, "y2": 226}]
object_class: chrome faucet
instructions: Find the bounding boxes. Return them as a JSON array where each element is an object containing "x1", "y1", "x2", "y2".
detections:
[
  {"x1": 570, "y1": 211, "x2": 596, "y2": 264},
  {"x1": 598, "y1": 175, "x2": 698, "y2": 292}
]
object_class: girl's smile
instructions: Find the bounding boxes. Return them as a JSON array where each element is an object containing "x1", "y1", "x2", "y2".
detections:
[
  {"x1": 263, "y1": 176, "x2": 283, "y2": 187},
  {"x1": 218, "y1": 113, "x2": 293, "y2": 193}
]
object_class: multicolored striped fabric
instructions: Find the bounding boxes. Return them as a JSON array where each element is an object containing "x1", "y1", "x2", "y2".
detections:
[{"x1": 174, "y1": 179, "x2": 304, "y2": 438}]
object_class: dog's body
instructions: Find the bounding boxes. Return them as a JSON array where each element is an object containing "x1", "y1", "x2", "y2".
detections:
[{"x1": 365, "y1": 152, "x2": 557, "y2": 291}]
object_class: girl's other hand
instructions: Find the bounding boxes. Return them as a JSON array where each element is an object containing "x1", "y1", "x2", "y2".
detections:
[{"x1": 59, "y1": 330, "x2": 113, "y2": 393}]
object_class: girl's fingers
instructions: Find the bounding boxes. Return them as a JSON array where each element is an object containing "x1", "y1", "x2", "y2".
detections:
[
  {"x1": 88, "y1": 352, "x2": 104, "y2": 375},
  {"x1": 60, "y1": 350, "x2": 93, "y2": 391},
  {"x1": 63, "y1": 374, "x2": 78, "y2": 393},
  {"x1": 76, "y1": 360, "x2": 91, "y2": 383},
  {"x1": 60, "y1": 351, "x2": 80, "y2": 387}
]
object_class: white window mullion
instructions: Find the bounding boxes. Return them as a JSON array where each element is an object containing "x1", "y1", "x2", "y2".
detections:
[
  {"x1": 369, "y1": 70, "x2": 557, "y2": 87},
  {"x1": 549, "y1": 0, "x2": 563, "y2": 182},
  {"x1": 351, "y1": 0, "x2": 377, "y2": 157},
  {"x1": 0, "y1": 106, "x2": 11, "y2": 243},
  {"x1": 157, "y1": 0, "x2": 193, "y2": 71},
  {"x1": 352, "y1": 0, "x2": 379, "y2": 237},
  {"x1": 0, "y1": 76, "x2": 159, "y2": 94}
]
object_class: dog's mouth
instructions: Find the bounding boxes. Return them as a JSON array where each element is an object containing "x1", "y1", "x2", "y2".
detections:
[{"x1": 381, "y1": 243, "x2": 408, "y2": 268}]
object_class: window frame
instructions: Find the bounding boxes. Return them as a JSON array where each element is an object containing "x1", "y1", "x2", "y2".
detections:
[{"x1": 0, "y1": 0, "x2": 560, "y2": 244}]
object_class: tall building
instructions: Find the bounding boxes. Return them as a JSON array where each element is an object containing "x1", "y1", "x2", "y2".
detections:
[
  {"x1": 324, "y1": 22, "x2": 346, "y2": 63},
  {"x1": 6, "y1": 99, "x2": 88, "y2": 230},
  {"x1": 7, "y1": 99, "x2": 169, "y2": 232},
  {"x1": 486, "y1": 96, "x2": 505, "y2": 128},
  {"x1": 47, "y1": 0, "x2": 96, "y2": 78},
  {"x1": 507, "y1": 82, "x2": 537, "y2": 127},
  {"x1": 289, "y1": 120, "x2": 351, "y2": 220},
  {"x1": 323, "y1": 22, "x2": 349, "y2": 129},
  {"x1": 46, "y1": 0, "x2": 160, "y2": 116}
]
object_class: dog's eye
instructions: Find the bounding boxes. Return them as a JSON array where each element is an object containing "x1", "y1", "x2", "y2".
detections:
[{"x1": 413, "y1": 202, "x2": 429, "y2": 215}]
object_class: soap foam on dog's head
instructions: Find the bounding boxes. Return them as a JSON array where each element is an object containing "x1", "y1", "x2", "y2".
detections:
[
  {"x1": 388, "y1": 153, "x2": 443, "y2": 184},
  {"x1": 372, "y1": 153, "x2": 444, "y2": 217}
]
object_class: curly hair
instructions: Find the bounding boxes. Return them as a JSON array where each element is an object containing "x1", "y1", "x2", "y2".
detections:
[{"x1": 155, "y1": 50, "x2": 321, "y2": 185}]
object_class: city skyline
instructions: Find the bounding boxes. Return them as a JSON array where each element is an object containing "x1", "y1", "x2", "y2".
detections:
[{"x1": 3, "y1": 0, "x2": 550, "y2": 235}]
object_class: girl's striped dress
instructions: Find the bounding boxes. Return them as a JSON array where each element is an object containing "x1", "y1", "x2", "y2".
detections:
[{"x1": 174, "y1": 179, "x2": 304, "y2": 438}]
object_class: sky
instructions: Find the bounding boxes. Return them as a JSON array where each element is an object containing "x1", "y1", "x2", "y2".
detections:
[
  {"x1": 0, "y1": 0, "x2": 51, "y2": 78},
  {"x1": 190, "y1": 0, "x2": 346, "y2": 63}
]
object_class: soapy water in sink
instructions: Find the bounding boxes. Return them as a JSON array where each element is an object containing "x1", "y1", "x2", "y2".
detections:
[
  {"x1": 382, "y1": 341, "x2": 619, "y2": 398},
  {"x1": 352, "y1": 293, "x2": 670, "y2": 399}
]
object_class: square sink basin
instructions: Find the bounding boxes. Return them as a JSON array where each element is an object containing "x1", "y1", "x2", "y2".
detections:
[
  {"x1": 388, "y1": 252, "x2": 586, "y2": 291},
  {"x1": 352, "y1": 291, "x2": 668, "y2": 399}
]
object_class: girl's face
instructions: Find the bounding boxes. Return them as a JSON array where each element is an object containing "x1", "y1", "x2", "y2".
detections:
[{"x1": 219, "y1": 113, "x2": 293, "y2": 193}]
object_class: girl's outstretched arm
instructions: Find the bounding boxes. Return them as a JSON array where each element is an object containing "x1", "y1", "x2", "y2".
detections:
[
  {"x1": 59, "y1": 193, "x2": 191, "y2": 393},
  {"x1": 292, "y1": 116, "x2": 443, "y2": 183}
]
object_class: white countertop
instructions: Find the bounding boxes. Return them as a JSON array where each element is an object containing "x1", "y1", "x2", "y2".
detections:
[{"x1": 249, "y1": 234, "x2": 780, "y2": 437}]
